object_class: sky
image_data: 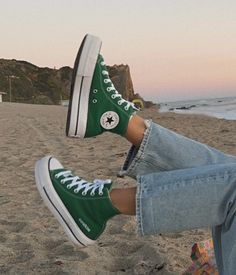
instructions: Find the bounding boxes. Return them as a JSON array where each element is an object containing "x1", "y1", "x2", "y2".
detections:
[{"x1": 1, "y1": 0, "x2": 236, "y2": 102}]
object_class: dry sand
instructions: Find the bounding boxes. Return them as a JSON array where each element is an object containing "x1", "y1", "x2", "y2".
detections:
[{"x1": 0, "y1": 102, "x2": 235, "y2": 274}]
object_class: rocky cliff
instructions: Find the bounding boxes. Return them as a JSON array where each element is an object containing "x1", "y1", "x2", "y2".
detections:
[
  {"x1": 108, "y1": 64, "x2": 155, "y2": 108},
  {"x1": 107, "y1": 64, "x2": 134, "y2": 101},
  {"x1": 0, "y1": 59, "x2": 154, "y2": 107}
]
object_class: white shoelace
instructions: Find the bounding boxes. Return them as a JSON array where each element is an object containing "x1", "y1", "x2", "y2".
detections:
[
  {"x1": 101, "y1": 63, "x2": 137, "y2": 111},
  {"x1": 55, "y1": 170, "x2": 111, "y2": 196}
]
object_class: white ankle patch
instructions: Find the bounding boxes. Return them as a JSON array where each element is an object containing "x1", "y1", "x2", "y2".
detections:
[{"x1": 100, "y1": 111, "x2": 119, "y2": 130}]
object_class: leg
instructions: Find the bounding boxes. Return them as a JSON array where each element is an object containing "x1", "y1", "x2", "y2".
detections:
[
  {"x1": 122, "y1": 119, "x2": 236, "y2": 178},
  {"x1": 135, "y1": 163, "x2": 236, "y2": 275},
  {"x1": 66, "y1": 35, "x2": 236, "y2": 177},
  {"x1": 60, "y1": 35, "x2": 236, "y2": 274},
  {"x1": 35, "y1": 157, "x2": 236, "y2": 274},
  {"x1": 35, "y1": 157, "x2": 236, "y2": 238},
  {"x1": 110, "y1": 187, "x2": 136, "y2": 215},
  {"x1": 124, "y1": 115, "x2": 146, "y2": 147},
  {"x1": 212, "y1": 222, "x2": 236, "y2": 275},
  {"x1": 112, "y1": 163, "x2": 236, "y2": 274}
]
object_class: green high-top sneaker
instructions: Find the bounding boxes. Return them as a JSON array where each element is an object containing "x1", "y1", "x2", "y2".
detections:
[
  {"x1": 35, "y1": 156, "x2": 120, "y2": 246},
  {"x1": 66, "y1": 34, "x2": 137, "y2": 138}
]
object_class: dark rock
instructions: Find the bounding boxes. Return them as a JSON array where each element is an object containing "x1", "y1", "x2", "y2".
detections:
[
  {"x1": 107, "y1": 64, "x2": 155, "y2": 108},
  {"x1": 175, "y1": 105, "x2": 196, "y2": 110},
  {"x1": 107, "y1": 64, "x2": 134, "y2": 101}
]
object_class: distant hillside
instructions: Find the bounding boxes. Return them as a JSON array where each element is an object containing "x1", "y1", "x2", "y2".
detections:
[
  {"x1": 0, "y1": 59, "x2": 155, "y2": 107},
  {"x1": 0, "y1": 59, "x2": 71, "y2": 104}
]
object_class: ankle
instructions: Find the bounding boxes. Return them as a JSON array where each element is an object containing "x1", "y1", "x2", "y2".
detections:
[
  {"x1": 110, "y1": 188, "x2": 136, "y2": 215},
  {"x1": 125, "y1": 115, "x2": 146, "y2": 147}
]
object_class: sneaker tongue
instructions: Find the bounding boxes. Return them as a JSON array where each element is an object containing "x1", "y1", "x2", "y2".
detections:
[{"x1": 106, "y1": 182, "x2": 113, "y2": 191}]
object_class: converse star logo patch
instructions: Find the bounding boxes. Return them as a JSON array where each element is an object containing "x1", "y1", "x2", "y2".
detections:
[{"x1": 100, "y1": 111, "x2": 119, "y2": 130}]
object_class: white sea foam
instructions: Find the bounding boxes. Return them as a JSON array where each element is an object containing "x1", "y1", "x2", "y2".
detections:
[{"x1": 159, "y1": 96, "x2": 236, "y2": 120}]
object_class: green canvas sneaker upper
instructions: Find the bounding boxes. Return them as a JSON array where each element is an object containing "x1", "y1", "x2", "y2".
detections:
[
  {"x1": 50, "y1": 168, "x2": 120, "y2": 241},
  {"x1": 85, "y1": 54, "x2": 137, "y2": 137}
]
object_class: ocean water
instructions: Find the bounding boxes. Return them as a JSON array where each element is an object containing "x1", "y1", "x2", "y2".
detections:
[{"x1": 159, "y1": 96, "x2": 236, "y2": 120}]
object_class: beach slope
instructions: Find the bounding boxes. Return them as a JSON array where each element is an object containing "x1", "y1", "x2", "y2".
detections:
[{"x1": 0, "y1": 103, "x2": 235, "y2": 274}]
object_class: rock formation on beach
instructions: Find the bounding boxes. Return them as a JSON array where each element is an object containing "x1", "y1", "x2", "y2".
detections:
[
  {"x1": 107, "y1": 64, "x2": 134, "y2": 101},
  {"x1": 107, "y1": 64, "x2": 155, "y2": 108},
  {"x1": 0, "y1": 59, "x2": 155, "y2": 107}
]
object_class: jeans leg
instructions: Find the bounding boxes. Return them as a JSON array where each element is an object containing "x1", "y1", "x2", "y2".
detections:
[
  {"x1": 136, "y1": 163, "x2": 236, "y2": 275},
  {"x1": 212, "y1": 211, "x2": 236, "y2": 274},
  {"x1": 122, "y1": 121, "x2": 236, "y2": 179}
]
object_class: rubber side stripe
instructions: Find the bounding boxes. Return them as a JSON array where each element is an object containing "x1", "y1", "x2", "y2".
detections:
[
  {"x1": 46, "y1": 157, "x2": 85, "y2": 246},
  {"x1": 66, "y1": 35, "x2": 87, "y2": 136},
  {"x1": 42, "y1": 186, "x2": 85, "y2": 247},
  {"x1": 75, "y1": 76, "x2": 84, "y2": 136}
]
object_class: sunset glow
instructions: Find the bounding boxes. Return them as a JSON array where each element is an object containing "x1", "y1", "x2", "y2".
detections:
[{"x1": 1, "y1": 0, "x2": 235, "y2": 102}]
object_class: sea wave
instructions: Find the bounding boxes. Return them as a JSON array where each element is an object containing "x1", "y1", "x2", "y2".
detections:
[{"x1": 159, "y1": 96, "x2": 236, "y2": 120}]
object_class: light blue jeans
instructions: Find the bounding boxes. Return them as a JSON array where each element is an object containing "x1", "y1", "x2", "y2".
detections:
[{"x1": 122, "y1": 121, "x2": 236, "y2": 275}]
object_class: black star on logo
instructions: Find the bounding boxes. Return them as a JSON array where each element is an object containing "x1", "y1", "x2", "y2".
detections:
[{"x1": 106, "y1": 116, "x2": 114, "y2": 125}]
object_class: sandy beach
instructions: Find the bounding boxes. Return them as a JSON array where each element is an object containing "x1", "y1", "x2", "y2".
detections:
[{"x1": 0, "y1": 102, "x2": 235, "y2": 274}]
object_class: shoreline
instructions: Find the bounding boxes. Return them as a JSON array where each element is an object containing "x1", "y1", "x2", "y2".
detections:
[
  {"x1": 159, "y1": 96, "x2": 236, "y2": 121},
  {"x1": 160, "y1": 109, "x2": 236, "y2": 121}
]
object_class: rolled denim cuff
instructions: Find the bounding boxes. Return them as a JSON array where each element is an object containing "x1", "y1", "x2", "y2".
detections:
[{"x1": 120, "y1": 120, "x2": 152, "y2": 179}]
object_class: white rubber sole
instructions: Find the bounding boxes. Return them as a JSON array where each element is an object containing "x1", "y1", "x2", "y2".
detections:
[
  {"x1": 34, "y1": 156, "x2": 95, "y2": 246},
  {"x1": 66, "y1": 34, "x2": 102, "y2": 138}
]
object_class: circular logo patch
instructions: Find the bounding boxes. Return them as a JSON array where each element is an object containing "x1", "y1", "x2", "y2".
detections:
[{"x1": 100, "y1": 111, "x2": 119, "y2": 130}]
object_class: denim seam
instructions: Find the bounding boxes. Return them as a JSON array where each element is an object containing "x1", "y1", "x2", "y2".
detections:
[
  {"x1": 154, "y1": 172, "x2": 231, "y2": 191},
  {"x1": 136, "y1": 175, "x2": 145, "y2": 236}
]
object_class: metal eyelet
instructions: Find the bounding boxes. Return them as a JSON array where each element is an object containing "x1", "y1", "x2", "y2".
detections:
[
  {"x1": 67, "y1": 185, "x2": 71, "y2": 189},
  {"x1": 92, "y1": 99, "x2": 97, "y2": 103},
  {"x1": 82, "y1": 191, "x2": 87, "y2": 196},
  {"x1": 74, "y1": 189, "x2": 79, "y2": 193},
  {"x1": 99, "y1": 192, "x2": 103, "y2": 196},
  {"x1": 104, "y1": 79, "x2": 109, "y2": 84},
  {"x1": 111, "y1": 94, "x2": 116, "y2": 99},
  {"x1": 118, "y1": 100, "x2": 122, "y2": 105},
  {"x1": 93, "y1": 89, "x2": 98, "y2": 93}
]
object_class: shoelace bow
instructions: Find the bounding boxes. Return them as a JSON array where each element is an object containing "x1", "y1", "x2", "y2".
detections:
[
  {"x1": 55, "y1": 170, "x2": 111, "y2": 196},
  {"x1": 100, "y1": 60, "x2": 137, "y2": 111}
]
